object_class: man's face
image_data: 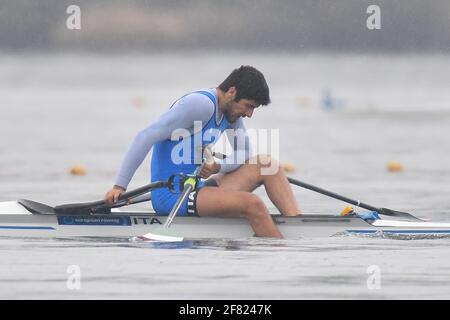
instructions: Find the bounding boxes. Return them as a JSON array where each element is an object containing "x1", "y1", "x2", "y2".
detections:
[{"x1": 223, "y1": 88, "x2": 259, "y2": 123}]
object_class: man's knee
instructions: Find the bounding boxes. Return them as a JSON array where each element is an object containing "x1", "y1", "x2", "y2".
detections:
[{"x1": 242, "y1": 194, "x2": 267, "y2": 218}]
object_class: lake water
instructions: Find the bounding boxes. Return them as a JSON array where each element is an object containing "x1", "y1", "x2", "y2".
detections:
[{"x1": 1, "y1": 52, "x2": 450, "y2": 299}]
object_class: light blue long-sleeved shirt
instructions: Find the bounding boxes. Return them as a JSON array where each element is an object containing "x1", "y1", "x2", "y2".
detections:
[{"x1": 114, "y1": 88, "x2": 252, "y2": 189}]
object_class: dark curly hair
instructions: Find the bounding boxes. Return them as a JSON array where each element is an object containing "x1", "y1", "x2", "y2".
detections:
[{"x1": 219, "y1": 65, "x2": 271, "y2": 106}]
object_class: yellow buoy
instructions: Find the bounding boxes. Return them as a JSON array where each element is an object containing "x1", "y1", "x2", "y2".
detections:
[
  {"x1": 387, "y1": 161, "x2": 403, "y2": 172},
  {"x1": 70, "y1": 165, "x2": 87, "y2": 176},
  {"x1": 281, "y1": 162, "x2": 296, "y2": 173},
  {"x1": 340, "y1": 205, "x2": 354, "y2": 217}
]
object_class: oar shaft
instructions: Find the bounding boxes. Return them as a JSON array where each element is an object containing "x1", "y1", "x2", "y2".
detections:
[
  {"x1": 287, "y1": 177, "x2": 423, "y2": 221},
  {"x1": 287, "y1": 177, "x2": 378, "y2": 211},
  {"x1": 163, "y1": 163, "x2": 205, "y2": 228},
  {"x1": 140, "y1": 146, "x2": 219, "y2": 241},
  {"x1": 163, "y1": 184, "x2": 193, "y2": 228},
  {"x1": 54, "y1": 180, "x2": 168, "y2": 215},
  {"x1": 118, "y1": 181, "x2": 168, "y2": 201}
]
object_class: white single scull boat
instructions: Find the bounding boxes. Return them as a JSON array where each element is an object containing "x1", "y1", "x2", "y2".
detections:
[{"x1": 1, "y1": 199, "x2": 450, "y2": 239}]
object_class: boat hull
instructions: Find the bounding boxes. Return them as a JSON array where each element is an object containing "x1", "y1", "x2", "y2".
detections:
[{"x1": 1, "y1": 201, "x2": 450, "y2": 239}]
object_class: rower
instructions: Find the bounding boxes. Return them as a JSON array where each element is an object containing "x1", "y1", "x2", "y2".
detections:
[{"x1": 104, "y1": 65, "x2": 301, "y2": 238}]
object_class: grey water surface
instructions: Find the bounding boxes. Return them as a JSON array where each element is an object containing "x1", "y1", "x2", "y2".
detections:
[{"x1": 1, "y1": 53, "x2": 450, "y2": 299}]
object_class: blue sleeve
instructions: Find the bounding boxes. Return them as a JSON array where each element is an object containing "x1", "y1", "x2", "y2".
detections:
[
  {"x1": 114, "y1": 93, "x2": 214, "y2": 189},
  {"x1": 218, "y1": 118, "x2": 252, "y2": 173}
]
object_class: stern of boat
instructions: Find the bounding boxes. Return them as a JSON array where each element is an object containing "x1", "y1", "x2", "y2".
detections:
[{"x1": 0, "y1": 201, "x2": 33, "y2": 215}]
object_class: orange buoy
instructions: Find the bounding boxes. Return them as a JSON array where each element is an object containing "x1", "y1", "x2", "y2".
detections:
[
  {"x1": 387, "y1": 161, "x2": 403, "y2": 172},
  {"x1": 296, "y1": 96, "x2": 311, "y2": 108},
  {"x1": 281, "y1": 162, "x2": 296, "y2": 173},
  {"x1": 70, "y1": 165, "x2": 87, "y2": 176},
  {"x1": 131, "y1": 96, "x2": 146, "y2": 108}
]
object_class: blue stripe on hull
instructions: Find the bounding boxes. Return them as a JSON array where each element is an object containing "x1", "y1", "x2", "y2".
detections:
[{"x1": 0, "y1": 226, "x2": 55, "y2": 230}]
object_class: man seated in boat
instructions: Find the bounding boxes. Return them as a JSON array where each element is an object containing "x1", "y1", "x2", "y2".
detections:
[{"x1": 105, "y1": 65, "x2": 300, "y2": 238}]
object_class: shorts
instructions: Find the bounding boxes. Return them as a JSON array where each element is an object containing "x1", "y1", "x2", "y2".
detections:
[{"x1": 151, "y1": 178, "x2": 218, "y2": 216}]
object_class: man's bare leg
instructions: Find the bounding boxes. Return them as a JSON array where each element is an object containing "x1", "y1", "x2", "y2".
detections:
[
  {"x1": 196, "y1": 187, "x2": 283, "y2": 238},
  {"x1": 213, "y1": 154, "x2": 300, "y2": 216}
]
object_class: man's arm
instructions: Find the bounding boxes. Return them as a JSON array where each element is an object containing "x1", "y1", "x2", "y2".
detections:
[
  {"x1": 113, "y1": 93, "x2": 215, "y2": 190},
  {"x1": 218, "y1": 118, "x2": 252, "y2": 173}
]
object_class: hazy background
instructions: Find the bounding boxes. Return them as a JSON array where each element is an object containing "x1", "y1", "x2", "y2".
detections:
[{"x1": 1, "y1": 0, "x2": 450, "y2": 53}]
